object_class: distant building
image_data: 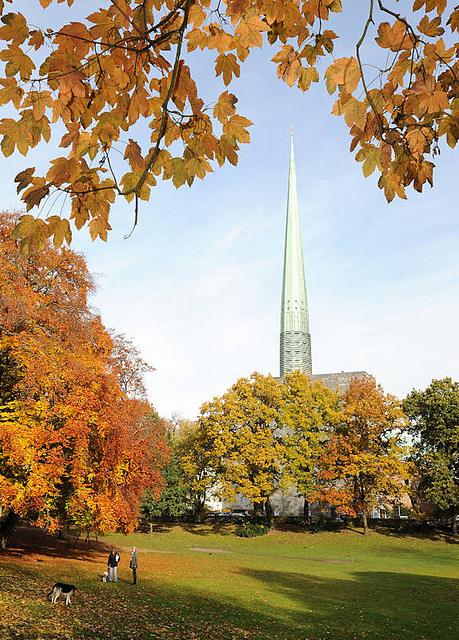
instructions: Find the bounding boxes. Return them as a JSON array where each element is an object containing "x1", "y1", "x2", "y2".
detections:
[
  {"x1": 280, "y1": 128, "x2": 370, "y2": 390},
  {"x1": 311, "y1": 371, "x2": 373, "y2": 394},
  {"x1": 217, "y1": 132, "x2": 374, "y2": 518},
  {"x1": 280, "y1": 128, "x2": 312, "y2": 376}
]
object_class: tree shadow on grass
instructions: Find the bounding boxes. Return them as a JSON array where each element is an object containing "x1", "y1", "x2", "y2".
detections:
[
  {"x1": 369, "y1": 524, "x2": 459, "y2": 544},
  {"x1": 146, "y1": 521, "x2": 236, "y2": 536},
  {"x1": 0, "y1": 527, "x2": 112, "y2": 563},
  {"x1": 180, "y1": 521, "x2": 236, "y2": 536},
  {"x1": 240, "y1": 567, "x2": 459, "y2": 640}
]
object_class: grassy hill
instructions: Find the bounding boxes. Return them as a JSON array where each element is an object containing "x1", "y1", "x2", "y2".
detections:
[{"x1": 0, "y1": 524, "x2": 458, "y2": 639}]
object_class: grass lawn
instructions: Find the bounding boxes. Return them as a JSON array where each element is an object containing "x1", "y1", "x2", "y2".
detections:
[{"x1": 0, "y1": 524, "x2": 458, "y2": 639}]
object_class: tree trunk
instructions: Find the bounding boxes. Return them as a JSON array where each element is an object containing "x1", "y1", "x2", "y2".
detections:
[
  {"x1": 303, "y1": 498, "x2": 310, "y2": 528},
  {"x1": 452, "y1": 507, "x2": 458, "y2": 537},
  {"x1": 149, "y1": 522, "x2": 154, "y2": 534},
  {"x1": 362, "y1": 511, "x2": 369, "y2": 535},
  {"x1": 194, "y1": 494, "x2": 205, "y2": 523},
  {"x1": 265, "y1": 498, "x2": 274, "y2": 528},
  {"x1": 0, "y1": 510, "x2": 19, "y2": 548}
]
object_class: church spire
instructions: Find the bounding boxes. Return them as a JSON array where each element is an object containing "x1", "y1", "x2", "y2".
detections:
[{"x1": 280, "y1": 129, "x2": 312, "y2": 377}]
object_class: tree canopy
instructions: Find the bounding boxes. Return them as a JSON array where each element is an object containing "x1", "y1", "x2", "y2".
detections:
[
  {"x1": 316, "y1": 377, "x2": 411, "y2": 534},
  {"x1": 197, "y1": 373, "x2": 284, "y2": 517},
  {"x1": 404, "y1": 377, "x2": 459, "y2": 535},
  {"x1": 281, "y1": 371, "x2": 339, "y2": 522},
  {"x1": 0, "y1": 1, "x2": 457, "y2": 250},
  {"x1": 0, "y1": 211, "x2": 168, "y2": 541},
  {"x1": 141, "y1": 425, "x2": 189, "y2": 524},
  {"x1": 184, "y1": 371, "x2": 412, "y2": 529}
]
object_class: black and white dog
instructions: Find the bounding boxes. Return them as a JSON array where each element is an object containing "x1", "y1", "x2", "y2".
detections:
[{"x1": 47, "y1": 582, "x2": 77, "y2": 606}]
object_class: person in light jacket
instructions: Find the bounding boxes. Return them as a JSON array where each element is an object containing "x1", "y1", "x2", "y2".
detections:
[{"x1": 129, "y1": 546, "x2": 138, "y2": 585}]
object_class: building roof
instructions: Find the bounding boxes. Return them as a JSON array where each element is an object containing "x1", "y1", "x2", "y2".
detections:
[{"x1": 311, "y1": 371, "x2": 373, "y2": 393}]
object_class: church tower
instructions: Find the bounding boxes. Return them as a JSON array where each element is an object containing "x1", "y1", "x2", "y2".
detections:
[{"x1": 280, "y1": 129, "x2": 312, "y2": 377}]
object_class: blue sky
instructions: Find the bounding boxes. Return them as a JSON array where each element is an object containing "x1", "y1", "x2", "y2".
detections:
[{"x1": 1, "y1": 3, "x2": 458, "y2": 418}]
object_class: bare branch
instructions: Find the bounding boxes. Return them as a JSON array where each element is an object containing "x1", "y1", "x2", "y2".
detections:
[{"x1": 356, "y1": 0, "x2": 385, "y2": 132}]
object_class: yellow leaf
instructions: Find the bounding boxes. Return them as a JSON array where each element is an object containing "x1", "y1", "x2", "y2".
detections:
[
  {"x1": 22, "y1": 91, "x2": 53, "y2": 121},
  {"x1": 124, "y1": 139, "x2": 145, "y2": 173},
  {"x1": 406, "y1": 128, "x2": 428, "y2": 156},
  {"x1": 213, "y1": 91, "x2": 238, "y2": 124},
  {"x1": 376, "y1": 21, "x2": 415, "y2": 52},
  {"x1": 120, "y1": 172, "x2": 137, "y2": 202},
  {"x1": 185, "y1": 155, "x2": 212, "y2": 181},
  {"x1": 0, "y1": 117, "x2": 25, "y2": 156},
  {"x1": 47, "y1": 156, "x2": 80, "y2": 186},
  {"x1": 0, "y1": 45, "x2": 35, "y2": 80},
  {"x1": 170, "y1": 157, "x2": 188, "y2": 188},
  {"x1": 333, "y1": 96, "x2": 367, "y2": 130},
  {"x1": 189, "y1": 3, "x2": 206, "y2": 28},
  {"x1": 186, "y1": 27, "x2": 208, "y2": 52},
  {"x1": 215, "y1": 53, "x2": 240, "y2": 86},
  {"x1": 273, "y1": 46, "x2": 301, "y2": 87},
  {"x1": 0, "y1": 13, "x2": 29, "y2": 45},
  {"x1": 223, "y1": 114, "x2": 252, "y2": 144},
  {"x1": 298, "y1": 66, "x2": 319, "y2": 92},
  {"x1": 355, "y1": 145, "x2": 380, "y2": 177},
  {"x1": 0, "y1": 78, "x2": 23, "y2": 108},
  {"x1": 325, "y1": 57, "x2": 360, "y2": 94},
  {"x1": 418, "y1": 15, "x2": 444, "y2": 37},
  {"x1": 89, "y1": 216, "x2": 110, "y2": 241},
  {"x1": 46, "y1": 216, "x2": 72, "y2": 248},
  {"x1": 11, "y1": 214, "x2": 49, "y2": 251},
  {"x1": 217, "y1": 136, "x2": 239, "y2": 166},
  {"x1": 235, "y1": 15, "x2": 269, "y2": 48},
  {"x1": 14, "y1": 167, "x2": 35, "y2": 193}
]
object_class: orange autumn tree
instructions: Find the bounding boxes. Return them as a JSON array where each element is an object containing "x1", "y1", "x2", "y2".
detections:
[
  {"x1": 0, "y1": 212, "x2": 168, "y2": 544},
  {"x1": 314, "y1": 377, "x2": 411, "y2": 535},
  {"x1": 0, "y1": 1, "x2": 457, "y2": 250}
]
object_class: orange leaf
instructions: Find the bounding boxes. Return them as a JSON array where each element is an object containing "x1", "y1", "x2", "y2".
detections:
[
  {"x1": 325, "y1": 57, "x2": 360, "y2": 94},
  {"x1": 0, "y1": 13, "x2": 29, "y2": 45},
  {"x1": 235, "y1": 15, "x2": 269, "y2": 48},
  {"x1": 213, "y1": 91, "x2": 238, "y2": 124},
  {"x1": 376, "y1": 21, "x2": 415, "y2": 52},
  {"x1": 215, "y1": 53, "x2": 240, "y2": 86}
]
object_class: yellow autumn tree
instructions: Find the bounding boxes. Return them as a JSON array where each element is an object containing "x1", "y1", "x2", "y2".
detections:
[
  {"x1": 175, "y1": 419, "x2": 215, "y2": 519},
  {"x1": 281, "y1": 371, "x2": 339, "y2": 526},
  {"x1": 196, "y1": 372, "x2": 283, "y2": 525}
]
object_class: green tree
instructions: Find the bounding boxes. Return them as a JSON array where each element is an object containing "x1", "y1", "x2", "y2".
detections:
[
  {"x1": 281, "y1": 371, "x2": 339, "y2": 526},
  {"x1": 404, "y1": 378, "x2": 459, "y2": 536},
  {"x1": 141, "y1": 433, "x2": 188, "y2": 529}
]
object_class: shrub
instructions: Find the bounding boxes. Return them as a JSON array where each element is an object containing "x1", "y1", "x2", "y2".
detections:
[
  {"x1": 236, "y1": 523, "x2": 268, "y2": 538},
  {"x1": 309, "y1": 517, "x2": 344, "y2": 533}
]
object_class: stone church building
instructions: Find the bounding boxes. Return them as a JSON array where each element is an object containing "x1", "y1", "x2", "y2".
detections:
[{"x1": 214, "y1": 131, "x2": 373, "y2": 518}]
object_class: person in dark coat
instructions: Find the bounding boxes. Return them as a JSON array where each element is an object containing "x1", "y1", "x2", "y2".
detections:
[
  {"x1": 107, "y1": 549, "x2": 120, "y2": 583},
  {"x1": 129, "y1": 546, "x2": 138, "y2": 585}
]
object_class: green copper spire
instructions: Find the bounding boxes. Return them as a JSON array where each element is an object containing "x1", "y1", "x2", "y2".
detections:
[{"x1": 280, "y1": 128, "x2": 312, "y2": 376}]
